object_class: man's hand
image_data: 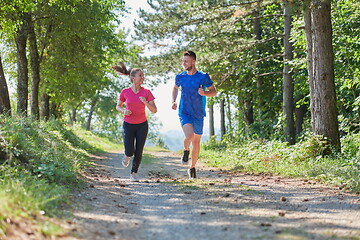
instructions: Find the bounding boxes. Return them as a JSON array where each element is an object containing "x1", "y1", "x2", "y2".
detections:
[
  {"x1": 198, "y1": 85, "x2": 205, "y2": 96},
  {"x1": 172, "y1": 102, "x2": 177, "y2": 110}
]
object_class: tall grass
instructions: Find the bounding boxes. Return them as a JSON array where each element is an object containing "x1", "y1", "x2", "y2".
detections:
[
  {"x1": 0, "y1": 116, "x2": 106, "y2": 237},
  {"x1": 201, "y1": 133, "x2": 360, "y2": 192}
]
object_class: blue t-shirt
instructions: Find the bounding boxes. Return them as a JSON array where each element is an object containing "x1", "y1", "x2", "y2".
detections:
[{"x1": 175, "y1": 71, "x2": 214, "y2": 119}]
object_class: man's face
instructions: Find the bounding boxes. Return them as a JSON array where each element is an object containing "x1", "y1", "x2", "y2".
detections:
[{"x1": 182, "y1": 55, "x2": 195, "y2": 71}]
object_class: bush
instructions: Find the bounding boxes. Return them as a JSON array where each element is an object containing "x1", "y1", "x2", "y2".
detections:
[
  {"x1": 0, "y1": 115, "x2": 97, "y2": 238},
  {"x1": 201, "y1": 133, "x2": 360, "y2": 192},
  {"x1": 0, "y1": 116, "x2": 90, "y2": 185}
]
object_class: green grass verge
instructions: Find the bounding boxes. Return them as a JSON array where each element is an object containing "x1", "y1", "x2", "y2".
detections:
[
  {"x1": 201, "y1": 133, "x2": 360, "y2": 192},
  {"x1": 72, "y1": 126, "x2": 122, "y2": 153},
  {"x1": 0, "y1": 116, "x2": 116, "y2": 238}
]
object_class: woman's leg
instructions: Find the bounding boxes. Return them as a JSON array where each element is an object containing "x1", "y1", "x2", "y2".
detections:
[
  {"x1": 123, "y1": 122, "x2": 136, "y2": 157},
  {"x1": 131, "y1": 121, "x2": 148, "y2": 173}
]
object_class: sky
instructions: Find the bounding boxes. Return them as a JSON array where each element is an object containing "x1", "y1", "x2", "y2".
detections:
[{"x1": 119, "y1": 0, "x2": 220, "y2": 134}]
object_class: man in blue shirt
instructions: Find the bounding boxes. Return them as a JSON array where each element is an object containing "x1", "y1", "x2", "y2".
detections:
[{"x1": 172, "y1": 51, "x2": 217, "y2": 179}]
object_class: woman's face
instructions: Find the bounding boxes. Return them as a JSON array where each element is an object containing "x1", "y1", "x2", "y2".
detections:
[{"x1": 131, "y1": 70, "x2": 144, "y2": 85}]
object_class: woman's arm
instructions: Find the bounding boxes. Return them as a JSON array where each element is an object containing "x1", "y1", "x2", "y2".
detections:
[
  {"x1": 139, "y1": 97, "x2": 157, "y2": 113},
  {"x1": 116, "y1": 99, "x2": 132, "y2": 115}
]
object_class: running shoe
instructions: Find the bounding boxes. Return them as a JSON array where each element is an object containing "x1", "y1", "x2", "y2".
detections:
[
  {"x1": 188, "y1": 167, "x2": 196, "y2": 179},
  {"x1": 122, "y1": 155, "x2": 130, "y2": 168},
  {"x1": 181, "y1": 150, "x2": 190, "y2": 165},
  {"x1": 130, "y1": 172, "x2": 139, "y2": 182}
]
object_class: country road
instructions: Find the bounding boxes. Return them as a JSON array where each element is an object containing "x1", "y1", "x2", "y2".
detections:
[{"x1": 69, "y1": 150, "x2": 360, "y2": 240}]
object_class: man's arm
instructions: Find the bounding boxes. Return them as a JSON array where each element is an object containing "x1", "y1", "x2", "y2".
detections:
[
  {"x1": 198, "y1": 85, "x2": 217, "y2": 97},
  {"x1": 172, "y1": 85, "x2": 179, "y2": 110}
]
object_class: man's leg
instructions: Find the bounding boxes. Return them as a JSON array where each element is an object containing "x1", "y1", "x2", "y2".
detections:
[
  {"x1": 181, "y1": 123, "x2": 194, "y2": 165},
  {"x1": 187, "y1": 118, "x2": 203, "y2": 179},
  {"x1": 190, "y1": 134, "x2": 202, "y2": 168},
  {"x1": 182, "y1": 123, "x2": 194, "y2": 150}
]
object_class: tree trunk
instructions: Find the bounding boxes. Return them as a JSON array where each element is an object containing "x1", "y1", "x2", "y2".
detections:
[
  {"x1": 50, "y1": 102, "x2": 59, "y2": 119},
  {"x1": 40, "y1": 93, "x2": 50, "y2": 121},
  {"x1": 303, "y1": 0, "x2": 315, "y2": 137},
  {"x1": 28, "y1": 15, "x2": 41, "y2": 120},
  {"x1": 244, "y1": 99, "x2": 254, "y2": 126},
  {"x1": 86, "y1": 95, "x2": 99, "y2": 131},
  {"x1": 283, "y1": 1, "x2": 296, "y2": 145},
  {"x1": 226, "y1": 95, "x2": 232, "y2": 136},
  {"x1": 253, "y1": 8, "x2": 264, "y2": 117},
  {"x1": 15, "y1": 13, "x2": 30, "y2": 115},
  {"x1": 305, "y1": 0, "x2": 340, "y2": 150},
  {"x1": 295, "y1": 103, "x2": 307, "y2": 134},
  {"x1": 220, "y1": 98, "x2": 226, "y2": 139},
  {"x1": 70, "y1": 102, "x2": 81, "y2": 124},
  {"x1": 209, "y1": 102, "x2": 215, "y2": 137},
  {"x1": 70, "y1": 108, "x2": 77, "y2": 124},
  {"x1": 0, "y1": 56, "x2": 11, "y2": 115}
]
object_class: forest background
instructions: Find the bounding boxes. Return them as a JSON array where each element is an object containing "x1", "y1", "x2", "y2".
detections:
[{"x1": 0, "y1": 0, "x2": 359, "y2": 237}]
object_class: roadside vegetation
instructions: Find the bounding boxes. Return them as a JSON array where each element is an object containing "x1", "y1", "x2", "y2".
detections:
[
  {"x1": 0, "y1": 115, "x2": 121, "y2": 238},
  {"x1": 201, "y1": 133, "x2": 360, "y2": 193},
  {"x1": 0, "y1": 115, "x2": 359, "y2": 239}
]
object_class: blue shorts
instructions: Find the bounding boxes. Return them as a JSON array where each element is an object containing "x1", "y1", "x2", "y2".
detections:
[{"x1": 179, "y1": 115, "x2": 204, "y2": 135}]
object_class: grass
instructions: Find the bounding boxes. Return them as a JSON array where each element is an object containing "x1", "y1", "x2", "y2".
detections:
[
  {"x1": 0, "y1": 116, "x2": 121, "y2": 238},
  {"x1": 201, "y1": 133, "x2": 360, "y2": 192},
  {"x1": 72, "y1": 126, "x2": 122, "y2": 152}
]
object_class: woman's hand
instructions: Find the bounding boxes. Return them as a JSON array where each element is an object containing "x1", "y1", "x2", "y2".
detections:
[
  {"x1": 124, "y1": 109, "x2": 132, "y2": 116},
  {"x1": 139, "y1": 96, "x2": 147, "y2": 104},
  {"x1": 140, "y1": 96, "x2": 157, "y2": 113}
]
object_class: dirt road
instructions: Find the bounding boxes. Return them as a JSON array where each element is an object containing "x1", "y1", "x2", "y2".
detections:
[{"x1": 69, "y1": 150, "x2": 360, "y2": 240}]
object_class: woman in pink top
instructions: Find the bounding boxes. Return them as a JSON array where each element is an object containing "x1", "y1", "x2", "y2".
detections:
[{"x1": 113, "y1": 63, "x2": 157, "y2": 182}]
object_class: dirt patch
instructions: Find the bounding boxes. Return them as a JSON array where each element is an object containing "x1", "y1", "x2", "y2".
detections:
[{"x1": 69, "y1": 150, "x2": 360, "y2": 240}]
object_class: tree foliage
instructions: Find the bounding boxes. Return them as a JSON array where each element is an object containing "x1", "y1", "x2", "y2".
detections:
[{"x1": 135, "y1": 0, "x2": 359, "y2": 148}]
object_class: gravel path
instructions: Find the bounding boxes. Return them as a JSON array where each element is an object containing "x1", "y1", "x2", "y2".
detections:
[{"x1": 69, "y1": 150, "x2": 360, "y2": 240}]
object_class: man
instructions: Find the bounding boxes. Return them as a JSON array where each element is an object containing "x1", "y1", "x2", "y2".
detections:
[{"x1": 172, "y1": 51, "x2": 217, "y2": 179}]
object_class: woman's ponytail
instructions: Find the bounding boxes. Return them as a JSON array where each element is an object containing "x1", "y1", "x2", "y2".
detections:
[{"x1": 112, "y1": 62, "x2": 131, "y2": 76}]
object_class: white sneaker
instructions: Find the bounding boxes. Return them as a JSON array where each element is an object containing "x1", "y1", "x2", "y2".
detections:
[
  {"x1": 122, "y1": 155, "x2": 130, "y2": 167},
  {"x1": 130, "y1": 172, "x2": 139, "y2": 182}
]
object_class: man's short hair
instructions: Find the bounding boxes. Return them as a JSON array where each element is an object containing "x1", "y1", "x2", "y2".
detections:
[{"x1": 183, "y1": 51, "x2": 196, "y2": 60}]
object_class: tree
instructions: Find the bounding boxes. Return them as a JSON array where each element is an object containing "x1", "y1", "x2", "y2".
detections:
[
  {"x1": 15, "y1": 13, "x2": 30, "y2": 115},
  {"x1": 136, "y1": 0, "x2": 285, "y2": 137},
  {"x1": 1, "y1": 0, "x2": 127, "y2": 120},
  {"x1": 86, "y1": 93, "x2": 99, "y2": 131},
  {"x1": 40, "y1": 0, "x2": 126, "y2": 120},
  {"x1": 304, "y1": 0, "x2": 340, "y2": 150},
  {"x1": 208, "y1": 102, "x2": 215, "y2": 137},
  {"x1": 220, "y1": 98, "x2": 226, "y2": 139},
  {"x1": 283, "y1": 0, "x2": 295, "y2": 144},
  {"x1": 135, "y1": 0, "x2": 358, "y2": 148},
  {"x1": 28, "y1": 14, "x2": 41, "y2": 119},
  {"x1": 0, "y1": 56, "x2": 11, "y2": 115},
  {"x1": 332, "y1": 0, "x2": 360, "y2": 129}
]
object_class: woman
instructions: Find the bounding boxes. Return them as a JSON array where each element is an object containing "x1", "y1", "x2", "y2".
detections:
[{"x1": 113, "y1": 63, "x2": 157, "y2": 182}]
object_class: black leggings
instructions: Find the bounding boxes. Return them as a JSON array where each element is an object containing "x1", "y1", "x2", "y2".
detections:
[{"x1": 123, "y1": 121, "x2": 148, "y2": 174}]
